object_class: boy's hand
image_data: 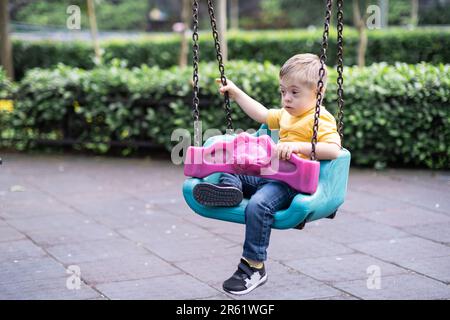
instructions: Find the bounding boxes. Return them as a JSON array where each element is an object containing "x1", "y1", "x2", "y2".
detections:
[
  {"x1": 216, "y1": 78, "x2": 241, "y2": 100},
  {"x1": 276, "y1": 142, "x2": 301, "y2": 160}
]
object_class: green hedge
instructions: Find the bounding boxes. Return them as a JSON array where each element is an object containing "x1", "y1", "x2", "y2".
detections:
[
  {"x1": 0, "y1": 70, "x2": 15, "y2": 99},
  {"x1": 12, "y1": 28, "x2": 450, "y2": 79},
  {"x1": 1, "y1": 61, "x2": 449, "y2": 169}
]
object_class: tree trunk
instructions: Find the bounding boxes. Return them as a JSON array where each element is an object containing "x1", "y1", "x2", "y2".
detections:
[
  {"x1": 357, "y1": 25, "x2": 367, "y2": 67},
  {"x1": 178, "y1": 0, "x2": 190, "y2": 68},
  {"x1": 217, "y1": 0, "x2": 227, "y2": 62},
  {"x1": 411, "y1": 0, "x2": 419, "y2": 27},
  {"x1": 0, "y1": 0, "x2": 14, "y2": 80},
  {"x1": 87, "y1": 0, "x2": 101, "y2": 64},
  {"x1": 230, "y1": 0, "x2": 239, "y2": 30},
  {"x1": 353, "y1": 0, "x2": 368, "y2": 67}
]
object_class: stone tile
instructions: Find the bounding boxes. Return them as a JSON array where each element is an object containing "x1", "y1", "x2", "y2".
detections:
[
  {"x1": 206, "y1": 259, "x2": 349, "y2": 299},
  {"x1": 85, "y1": 210, "x2": 160, "y2": 229},
  {"x1": 142, "y1": 236, "x2": 241, "y2": 263},
  {"x1": 0, "y1": 183, "x2": 43, "y2": 201},
  {"x1": 155, "y1": 201, "x2": 210, "y2": 225},
  {"x1": 231, "y1": 283, "x2": 343, "y2": 300},
  {"x1": 26, "y1": 224, "x2": 120, "y2": 247},
  {"x1": 0, "y1": 174, "x2": 36, "y2": 189},
  {"x1": 117, "y1": 219, "x2": 214, "y2": 244},
  {"x1": 311, "y1": 294, "x2": 359, "y2": 300},
  {"x1": 118, "y1": 166, "x2": 184, "y2": 195},
  {"x1": 67, "y1": 197, "x2": 174, "y2": 230},
  {"x1": 0, "y1": 225, "x2": 26, "y2": 242},
  {"x1": 180, "y1": 209, "x2": 241, "y2": 235},
  {"x1": 87, "y1": 296, "x2": 110, "y2": 300},
  {"x1": 197, "y1": 222, "x2": 246, "y2": 244},
  {"x1": 268, "y1": 231, "x2": 354, "y2": 261},
  {"x1": 303, "y1": 215, "x2": 410, "y2": 244},
  {"x1": 6, "y1": 212, "x2": 94, "y2": 232},
  {"x1": 378, "y1": 169, "x2": 450, "y2": 193},
  {"x1": 96, "y1": 274, "x2": 218, "y2": 299},
  {"x1": 0, "y1": 240, "x2": 47, "y2": 263},
  {"x1": 127, "y1": 181, "x2": 185, "y2": 199},
  {"x1": 1, "y1": 153, "x2": 450, "y2": 300},
  {"x1": 196, "y1": 293, "x2": 234, "y2": 300},
  {"x1": 0, "y1": 153, "x2": 90, "y2": 176},
  {"x1": 0, "y1": 277, "x2": 100, "y2": 300},
  {"x1": 359, "y1": 206, "x2": 450, "y2": 227},
  {"x1": 345, "y1": 169, "x2": 380, "y2": 186},
  {"x1": 27, "y1": 173, "x2": 119, "y2": 196},
  {"x1": 78, "y1": 254, "x2": 181, "y2": 285},
  {"x1": 0, "y1": 182, "x2": 76, "y2": 218},
  {"x1": 175, "y1": 254, "x2": 251, "y2": 285},
  {"x1": 46, "y1": 238, "x2": 150, "y2": 264},
  {"x1": 5, "y1": 212, "x2": 121, "y2": 246},
  {"x1": 348, "y1": 237, "x2": 450, "y2": 264},
  {"x1": 339, "y1": 189, "x2": 405, "y2": 214},
  {"x1": 0, "y1": 193, "x2": 74, "y2": 219},
  {"x1": 284, "y1": 253, "x2": 408, "y2": 283},
  {"x1": 154, "y1": 200, "x2": 194, "y2": 215},
  {"x1": 354, "y1": 176, "x2": 450, "y2": 215},
  {"x1": 58, "y1": 193, "x2": 149, "y2": 222},
  {"x1": 402, "y1": 222, "x2": 450, "y2": 244},
  {"x1": 0, "y1": 257, "x2": 67, "y2": 284},
  {"x1": 334, "y1": 274, "x2": 450, "y2": 300},
  {"x1": 395, "y1": 256, "x2": 450, "y2": 283}
]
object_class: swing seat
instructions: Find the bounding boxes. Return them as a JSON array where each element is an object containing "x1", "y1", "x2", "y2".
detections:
[
  {"x1": 184, "y1": 131, "x2": 320, "y2": 194},
  {"x1": 182, "y1": 125, "x2": 351, "y2": 230}
]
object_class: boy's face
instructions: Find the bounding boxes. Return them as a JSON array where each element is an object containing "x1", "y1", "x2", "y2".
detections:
[{"x1": 279, "y1": 78, "x2": 317, "y2": 117}]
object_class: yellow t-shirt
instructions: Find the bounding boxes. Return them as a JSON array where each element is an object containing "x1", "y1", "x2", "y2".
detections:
[{"x1": 266, "y1": 106, "x2": 341, "y2": 159}]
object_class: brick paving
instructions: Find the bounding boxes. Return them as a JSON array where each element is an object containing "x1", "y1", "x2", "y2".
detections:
[{"x1": 0, "y1": 152, "x2": 449, "y2": 300}]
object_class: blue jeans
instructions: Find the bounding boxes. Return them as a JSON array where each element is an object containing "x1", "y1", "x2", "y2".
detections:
[{"x1": 219, "y1": 173, "x2": 297, "y2": 262}]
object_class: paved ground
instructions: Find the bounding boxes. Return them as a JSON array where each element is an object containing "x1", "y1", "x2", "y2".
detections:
[{"x1": 0, "y1": 152, "x2": 449, "y2": 300}]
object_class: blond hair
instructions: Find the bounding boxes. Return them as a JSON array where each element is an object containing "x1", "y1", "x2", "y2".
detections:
[{"x1": 279, "y1": 53, "x2": 327, "y2": 92}]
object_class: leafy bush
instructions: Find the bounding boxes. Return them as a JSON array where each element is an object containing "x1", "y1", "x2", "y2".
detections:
[
  {"x1": 1, "y1": 61, "x2": 449, "y2": 169},
  {"x1": 0, "y1": 68, "x2": 15, "y2": 99},
  {"x1": 14, "y1": 0, "x2": 148, "y2": 31},
  {"x1": 12, "y1": 28, "x2": 450, "y2": 79},
  {"x1": 0, "y1": 68, "x2": 17, "y2": 145}
]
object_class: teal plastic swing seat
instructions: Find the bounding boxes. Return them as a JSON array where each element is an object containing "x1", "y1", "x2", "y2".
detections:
[{"x1": 182, "y1": 124, "x2": 351, "y2": 230}]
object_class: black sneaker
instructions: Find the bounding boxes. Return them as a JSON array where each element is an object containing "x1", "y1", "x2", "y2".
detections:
[
  {"x1": 223, "y1": 259, "x2": 267, "y2": 295},
  {"x1": 193, "y1": 182, "x2": 243, "y2": 207}
]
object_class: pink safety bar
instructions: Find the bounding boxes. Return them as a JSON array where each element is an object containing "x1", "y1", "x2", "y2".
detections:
[{"x1": 184, "y1": 132, "x2": 320, "y2": 194}]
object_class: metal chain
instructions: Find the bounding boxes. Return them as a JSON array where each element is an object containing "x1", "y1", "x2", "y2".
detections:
[
  {"x1": 336, "y1": 0, "x2": 345, "y2": 147},
  {"x1": 311, "y1": 0, "x2": 332, "y2": 161},
  {"x1": 207, "y1": 0, "x2": 233, "y2": 131},
  {"x1": 192, "y1": 0, "x2": 201, "y2": 146}
]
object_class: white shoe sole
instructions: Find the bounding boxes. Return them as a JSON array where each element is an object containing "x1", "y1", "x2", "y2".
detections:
[{"x1": 225, "y1": 274, "x2": 268, "y2": 295}]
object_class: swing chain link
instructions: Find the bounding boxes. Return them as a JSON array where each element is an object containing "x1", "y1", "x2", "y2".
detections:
[
  {"x1": 192, "y1": 0, "x2": 201, "y2": 146},
  {"x1": 336, "y1": 0, "x2": 345, "y2": 146},
  {"x1": 207, "y1": 0, "x2": 233, "y2": 131},
  {"x1": 311, "y1": 0, "x2": 332, "y2": 161}
]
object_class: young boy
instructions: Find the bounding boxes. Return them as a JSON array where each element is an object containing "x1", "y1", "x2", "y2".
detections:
[{"x1": 193, "y1": 53, "x2": 342, "y2": 295}]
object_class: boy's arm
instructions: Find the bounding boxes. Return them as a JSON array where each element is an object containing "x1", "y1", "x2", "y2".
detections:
[
  {"x1": 295, "y1": 142, "x2": 341, "y2": 160},
  {"x1": 218, "y1": 79, "x2": 268, "y2": 124},
  {"x1": 278, "y1": 141, "x2": 341, "y2": 160},
  {"x1": 234, "y1": 90, "x2": 268, "y2": 124}
]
